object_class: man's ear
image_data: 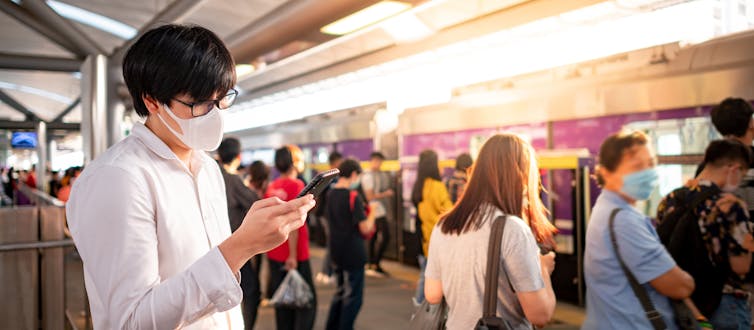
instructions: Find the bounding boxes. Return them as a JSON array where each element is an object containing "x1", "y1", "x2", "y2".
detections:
[{"x1": 142, "y1": 95, "x2": 162, "y2": 115}]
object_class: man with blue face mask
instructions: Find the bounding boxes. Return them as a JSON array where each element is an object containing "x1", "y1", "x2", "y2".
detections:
[
  {"x1": 658, "y1": 139, "x2": 754, "y2": 329},
  {"x1": 583, "y1": 130, "x2": 695, "y2": 330},
  {"x1": 65, "y1": 25, "x2": 315, "y2": 329}
]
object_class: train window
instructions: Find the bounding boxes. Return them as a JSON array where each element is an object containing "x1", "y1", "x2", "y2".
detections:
[
  {"x1": 625, "y1": 116, "x2": 720, "y2": 216},
  {"x1": 316, "y1": 147, "x2": 329, "y2": 164}
]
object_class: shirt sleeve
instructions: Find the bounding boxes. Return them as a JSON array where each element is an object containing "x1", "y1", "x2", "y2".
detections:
[
  {"x1": 431, "y1": 181, "x2": 453, "y2": 215},
  {"x1": 501, "y1": 217, "x2": 545, "y2": 293},
  {"x1": 66, "y1": 165, "x2": 242, "y2": 329},
  {"x1": 360, "y1": 172, "x2": 374, "y2": 192},
  {"x1": 612, "y1": 212, "x2": 676, "y2": 284},
  {"x1": 352, "y1": 194, "x2": 368, "y2": 225},
  {"x1": 697, "y1": 194, "x2": 751, "y2": 258},
  {"x1": 424, "y1": 226, "x2": 442, "y2": 280}
]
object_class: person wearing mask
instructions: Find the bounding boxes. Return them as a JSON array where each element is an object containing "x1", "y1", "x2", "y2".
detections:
[
  {"x1": 217, "y1": 137, "x2": 262, "y2": 329},
  {"x1": 315, "y1": 151, "x2": 344, "y2": 285},
  {"x1": 411, "y1": 149, "x2": 453, "y2": 305},
  {"x1": 583, "y1": 130, "x2": 695, "y2": 329},
  {"x1": 445, "y1": 153, "x2": 473, "y2": 203},
  {"x1": 66, "y1": 25, "x2": 315, "y2": 329},
  {"x1": 247, "y1": 160, "x2": 270, "y2": 198},
  {"x1": 361, "y1": 151, "x2": 394, "y2": 277},
  {"x1": 325, "y1": 158, "x2": 376, "y2": 329},
  {"x1": 266, "y1": 145, "x2": 316, "y2": 330},
  {"x1": 424, "y1": 134, "x2": 557, "y2": 329},
  {"x1": 658, "y1": 139, "x2": 754, "y2": 329}
]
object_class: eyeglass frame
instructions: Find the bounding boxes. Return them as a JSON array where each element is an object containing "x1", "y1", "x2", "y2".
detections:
[{"x1": 171, "y1": 88, "x2": 238, "y2": 117}]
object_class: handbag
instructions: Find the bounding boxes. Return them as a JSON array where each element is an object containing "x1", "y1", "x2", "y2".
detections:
[
  {"x1": 475, "y1": 216, "x2": 515, "y2": 330},
  {"x1": 409, "y1": 298, "x2": 448, "y2": 330}
]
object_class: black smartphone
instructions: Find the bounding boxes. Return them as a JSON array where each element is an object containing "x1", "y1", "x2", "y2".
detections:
[{"x1": 296, "y1": 168, "x2": 340, "y2": 198}]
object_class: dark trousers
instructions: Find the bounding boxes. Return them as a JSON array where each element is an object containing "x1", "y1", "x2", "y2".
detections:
[
  {"x1": 321, "y1": 216, "x2": 333, "y2": 276},
  {"x1": 240, "y1": 256, "x2": 261, "y2": 329},
  {"x1": 268, "y1": 259, "x2": 317, "y2": 330},
  {"x1": 326, "y1": 267, "x2": 365, "y2": 330},
  {"x1": 368, "y1": 217, "x2": 390, "y2": 266}
]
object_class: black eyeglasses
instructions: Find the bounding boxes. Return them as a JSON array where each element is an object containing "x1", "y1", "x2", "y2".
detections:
[{"x1": 173, "y1": 89, "x2": 238, "y2": 117}]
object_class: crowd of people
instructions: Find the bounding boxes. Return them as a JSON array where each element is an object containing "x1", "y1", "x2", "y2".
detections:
[{"x1": 0, "y1": 165, "x2": 82, "y2": 206}]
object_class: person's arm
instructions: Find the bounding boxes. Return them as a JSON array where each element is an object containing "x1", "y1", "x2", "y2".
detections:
[
  {"x1": 711, "y1": 194, "x2": 753, "y2": 275},
  {"x1": 352, "y1": 195, "x2": 375, "y2": 235},
  {"x1": 648, "y1": 266, "x2": 695, "y2": 299},
  {"x1": 502, "y1": 219, "x2": 555, "y2": 327},
  {"x1": 424, "y1": 226, "x2": 444, "y2": 304},
  {"x1": 517, "y1": 253, "x2": 556, "y2": 327},
  {"x1": 432, "y1": 181, "x2": 453, "y2": 213},
  {"x1": 285, "y1": 230, "x2": 299, "y2": 270},
  {"x1": 425, "y1": 278, "x2": 443, "y2": 304}
]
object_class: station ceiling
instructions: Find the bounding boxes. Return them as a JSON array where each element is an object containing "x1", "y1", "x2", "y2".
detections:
[{"x1": 0, "y1": 0, "x2": 604, "y2": 128}]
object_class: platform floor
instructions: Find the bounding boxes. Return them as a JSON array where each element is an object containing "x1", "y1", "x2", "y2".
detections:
[{"x1": 64, "y1": 246, "x2": 585, "y2": 329}]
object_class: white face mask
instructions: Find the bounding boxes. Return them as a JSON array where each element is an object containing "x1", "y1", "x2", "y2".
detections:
[
  {"x1": 157, "y1": 104, "x2": 224, "y2": 151},
  {"x1": 723, "y1": 166, "x2": 742, "y2": 193}
]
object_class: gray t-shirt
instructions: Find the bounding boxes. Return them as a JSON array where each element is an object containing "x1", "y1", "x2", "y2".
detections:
[{"x1": 425, "y1": 208, "x2": 544, "y2": 330}]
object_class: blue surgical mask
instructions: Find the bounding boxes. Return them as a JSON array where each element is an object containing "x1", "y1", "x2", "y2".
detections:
[
  {"x1": 620, "y1": 168, "x2": 659, "y2": 201},
  {"x1": 350, "y1": 182, "x2": 360, "y2": 190}
]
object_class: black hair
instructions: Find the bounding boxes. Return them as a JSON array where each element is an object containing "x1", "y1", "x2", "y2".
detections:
[
  {"x1": 328, "y1": 151, "x2": 343, "y2": 165},
  {"x1": 455, "y1": 153, "x2": 473, "y2": 171},
  {"x1": 703, "y1": 139, "x2": 752, "y2": 169},
  {"x1": 711, "y1": 98, "x2": 754, "y2": 137},
  {"x1": 274, "y1": 147, "x2": 294, "y2": 173},
  {"x1": 338, "y1": 158, "x2": 363, "y2": 178},
  {"x1": 248, "y1": 160, "x2": 269, "y2": 191},
  {"x1": 596, "y1": 130, "x2": 649, "y2": 186},
  {"x1": 217, "y1": 137, "x2": 241, "y2": 165},
  {"x1": 123, "y1": 24, "x2": 236, "y2": 117},
  {"x1": 412, "y1": 149, "x2": 441, "y2": 206},
  {"x1": 370, "y1": 151, "x2": 386, "y2": 160}
]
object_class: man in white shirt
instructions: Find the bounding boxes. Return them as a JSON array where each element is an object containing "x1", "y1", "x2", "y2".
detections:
[
  {"x1": 66, "y1": 24, "x2": 315, "y2": 329},
  {"x1": 360, "y1": 151, "x2": 394, "y2": 276}
]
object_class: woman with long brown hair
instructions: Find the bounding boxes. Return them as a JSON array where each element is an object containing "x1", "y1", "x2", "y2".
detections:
[{"x1": 424, "y1": 133, "x2": 557, "y2": 329}]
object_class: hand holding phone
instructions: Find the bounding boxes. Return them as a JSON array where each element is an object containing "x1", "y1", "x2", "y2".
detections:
[{"x1": 296, "y1": 169, "x2": 340, "y2": 198}]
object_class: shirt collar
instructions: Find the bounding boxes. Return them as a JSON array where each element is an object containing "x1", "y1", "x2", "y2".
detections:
[
  {"x1": 600, "y1": 189, "x2": 631, "y2": 208},
  {"x1": 132, "y1": 122, "x2": 179, "y2": 161}
]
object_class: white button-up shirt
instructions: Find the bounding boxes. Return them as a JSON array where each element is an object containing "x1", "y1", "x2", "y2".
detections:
[{"x1": 67, "y1": 123, "x2": 243, "y2": 329}]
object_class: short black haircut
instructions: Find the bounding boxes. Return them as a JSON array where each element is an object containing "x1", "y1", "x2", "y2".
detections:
[
  {"x1": 217, "y1": 137, "x2": 241, "y2": 165},
  {"x1": 455, "y1": 153, "x2": 473, "y2": 171},
  {"x1": 703, "y1": 139, "x2": 752, "y2": 169},
  {"x1": 328, "y1": 151, "x2": 343, "y2": 165},
  {"x1": 248, "y1": 160, "x2": 269, "y2": 190},
  {"x1": 711, "y1": 98, "x2": 754, "y2": 137},
  {"x1": 274, "y1": 147, "x2": 294, "y2": 173},
  {"x1": 123, "y1": 24, "x2": 236, "y2": 117},
  {"x1": 370, "y1": 151, "x2": 386, "y2": 160},
  {"x1": 338, "y1": 158, "x2": 363, "y2": 178}
]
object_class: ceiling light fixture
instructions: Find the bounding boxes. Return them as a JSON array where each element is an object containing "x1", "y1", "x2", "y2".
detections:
[
  {"x1": 381, "y1": 13, "x2": 435, "y2": 43},
  {"x1": 321, "y1": 1, "x2": 412, "y2": 36},
  {"x1": 46, "y1": 0, "x2": 137, "y2": 40}
]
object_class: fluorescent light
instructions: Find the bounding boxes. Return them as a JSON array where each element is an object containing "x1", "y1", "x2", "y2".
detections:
[
  {"x1": 235, "y1": 64, "x2": 256, "y2": 78},
  {"x1": 0, "y1": 81, "x2": 72, "y2": 104},
  {"x1": 46, "y1": 0, "x2": 137, "y2": 40},
  {"x1": 321, "y1": 1, "x2": 411, "y2": 35},
  {"x1": 381, "y1": 13, "x2": 435, "y2": 43}
]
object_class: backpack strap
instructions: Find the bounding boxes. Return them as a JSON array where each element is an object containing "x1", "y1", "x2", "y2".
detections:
[
  {"x1": 482, "y1": 215, "x2": 507, "y2": 318},
  {"x1": 609, "y1": 208, "x2": 668, "y2": 330}
]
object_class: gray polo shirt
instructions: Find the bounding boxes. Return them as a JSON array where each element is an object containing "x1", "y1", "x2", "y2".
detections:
[{"x1": 425, "y1": 207, "x2": 544, "y2": 329}]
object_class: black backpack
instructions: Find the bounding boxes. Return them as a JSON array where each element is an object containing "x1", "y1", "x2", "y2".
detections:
[{"x1": 655, "y1": 187, "x2": 727, "y2": 316}]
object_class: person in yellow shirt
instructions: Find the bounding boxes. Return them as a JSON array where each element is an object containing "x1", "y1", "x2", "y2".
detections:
[{"x1": 411, "y1": 149, "x2": 453, "y2": 305}]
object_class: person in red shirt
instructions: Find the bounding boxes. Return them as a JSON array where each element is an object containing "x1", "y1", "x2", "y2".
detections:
[{"x1": 265, "y1": 145, "x2": 316, "y2": 330}]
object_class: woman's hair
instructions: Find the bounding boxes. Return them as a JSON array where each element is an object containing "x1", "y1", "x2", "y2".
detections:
[
  {"x1": 411, "y1": 149, "x2": 442, "y2": 206},
  {"x1": 596, "y1": 130, "x2": 649, "y2": 186},
  {"x1": 439, "y1": 134, "x2": 556, "y2": 245},
  {"x1": 455, "y1": 153, "x2": 473, "y2": 171},
  {"x1": 248, "y1": 160, "x2": 269, "y2": 191}
]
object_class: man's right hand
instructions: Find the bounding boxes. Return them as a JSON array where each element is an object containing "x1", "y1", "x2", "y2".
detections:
[{"x1": 219, "y1": 195, "x2": 315, "y2": 273}]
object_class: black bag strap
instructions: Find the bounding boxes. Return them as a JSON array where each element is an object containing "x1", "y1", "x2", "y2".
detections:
[
  {"x1": 609, "y1": 208, "x2": 668, "y2": 330},
  {"x1": 483, "y1": 215, "x2": 507, "y2": 318}
]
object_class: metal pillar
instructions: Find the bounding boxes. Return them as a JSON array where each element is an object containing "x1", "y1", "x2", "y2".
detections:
[
  {"x1": 80, "y1": 55, "x2": 108, "y2": 163},
  {"x1": 36, "y1": 121, "x2": 47, "y2": 193}
]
